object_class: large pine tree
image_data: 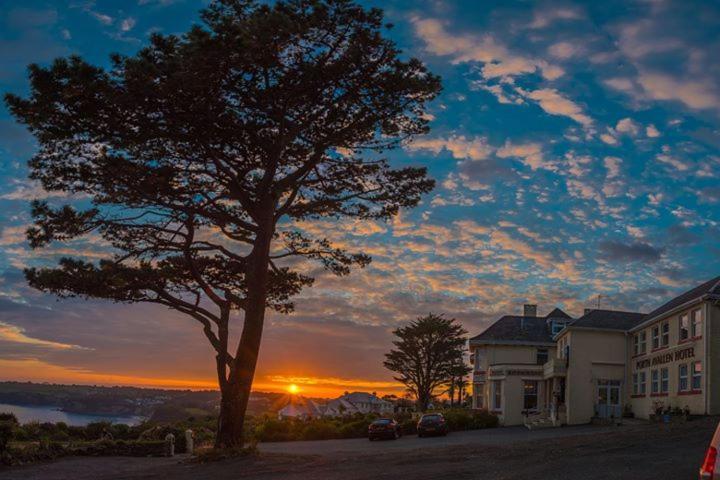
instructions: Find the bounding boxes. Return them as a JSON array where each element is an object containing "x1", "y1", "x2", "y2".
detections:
[{"x1": 5, "y1": 0, "x2": 440, "y2": 447}]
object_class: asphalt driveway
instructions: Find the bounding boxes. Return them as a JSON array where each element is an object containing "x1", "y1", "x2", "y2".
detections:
[{"x1": 2, "y1": 417, "x2": 716, "y2": 480}]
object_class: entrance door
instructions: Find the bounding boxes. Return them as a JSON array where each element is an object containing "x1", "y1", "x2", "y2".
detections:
[{"x1": 596, "y1": 380, "x2": 621, "y2": 418}]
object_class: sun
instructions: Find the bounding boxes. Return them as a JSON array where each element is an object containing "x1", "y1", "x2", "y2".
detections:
[{"x1": 288, "y1": 383, "x2": 300, "y2": 394}]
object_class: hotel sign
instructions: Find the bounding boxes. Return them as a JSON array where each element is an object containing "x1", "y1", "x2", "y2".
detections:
[
  {"x1": 635, "y1": 346, "x2": 695, "y2": 370},
  {"x1": 489, "y1": 368, "x2": 543, "y2": 377}
]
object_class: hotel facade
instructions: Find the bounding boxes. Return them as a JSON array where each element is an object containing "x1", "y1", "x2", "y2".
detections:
[{"x1": 469, "y1": 276, "x2": 720, "y2": 427}]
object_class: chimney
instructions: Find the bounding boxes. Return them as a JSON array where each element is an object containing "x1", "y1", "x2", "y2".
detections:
[{"x1": 523, "y1": 304, "x2": 537, "y2": 318}]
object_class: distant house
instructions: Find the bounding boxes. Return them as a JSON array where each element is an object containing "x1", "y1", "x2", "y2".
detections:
[
  {"x1": 322, "y1": 391, "x2": 393, "y2": 417},
  {"x1": 277, "y1": 397, "x2": 322, "y2": 419}
]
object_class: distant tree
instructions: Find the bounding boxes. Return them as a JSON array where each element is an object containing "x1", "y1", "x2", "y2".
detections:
[
  {"x1": 5, "y1": 0, "x2": 440, "y2": 448},
  {"x1": 445, "y1": 360, "x2": 471, "y2": 407},
  {"x1": 384, "y1": 314, "x2": 469, "y2": 412}
]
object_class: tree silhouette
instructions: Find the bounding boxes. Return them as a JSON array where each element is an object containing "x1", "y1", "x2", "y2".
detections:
[
  {"x1": 384, "y1": 314, "x2": 468, "y2": 412},
  {"x1": 5, "y1": 0, "x2": 440, "y2": 447}
]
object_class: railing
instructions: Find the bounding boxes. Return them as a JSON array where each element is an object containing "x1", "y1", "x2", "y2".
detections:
[{"x1": 543, "y1": 357, "x2": 567, "y2": 377}]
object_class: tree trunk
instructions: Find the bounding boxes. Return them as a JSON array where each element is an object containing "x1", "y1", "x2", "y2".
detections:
[{"x1": 215, "y1": 218, "x2": 274, "y2": 449}]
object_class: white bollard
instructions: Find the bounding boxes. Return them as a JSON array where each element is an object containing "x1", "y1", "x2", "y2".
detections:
[
  {"x1": 185, "y1": 429, "x2": 194, "y2": 455},
  {"x1": 165, "y1": 433, "x2": 175, "y2": 457}
]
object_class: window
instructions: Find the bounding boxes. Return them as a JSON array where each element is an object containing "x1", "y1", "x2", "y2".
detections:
[
  {"x1": 679, "y1": 364, "x2": 689, "y2": 392},
  {"x1": 632, "y1": 373, "x2": 639, "y2": 395},
  {"x1": 639, "y1": 371, "x2": 647, "y2": 395},
  {"x1": 492, "y1": 380, "x2": 502, "y2": 410},
  {"x1": 692, "y1": 362, "x2": 702, "y2": 391},
  {"x1": 551, "y1": 321, "x2": 567, "y2": 336},
  {"x1": 661, "y1": 367, "x2": 669, "y2": 393},
  {"x1": 692, "y1": 309, "x2": 703, "y2": 338},
  {"x1": 661, "y1": 322, "x2": 669, "y2": 347},
  {"x1": 652, "y1": 326, "x2": 660, "y2": 349},
  {"x1": 651, "y1": 369, "x2": 659, "y2": 394},
  {"x1": 536, "y1": 348, "x2": 549, "y2": 365},
  {"x1": 475, "y1": 383, "x2": 485, "y2": 409},
  {"x1": 679, "y1": 314, "x2": 689, "y2": 341},
  {"x1": 523, "y1": 380, "x2": 538, "y2": 410},
  {"x1": 633, "y1": 335, "x2": 639, "y2": 356},
  {"x1": 475, "y1": 349, "x2": 484, "y2": 370},
  {"x1": 639, "y1": 331, "x2": 647, "y2": 354}
]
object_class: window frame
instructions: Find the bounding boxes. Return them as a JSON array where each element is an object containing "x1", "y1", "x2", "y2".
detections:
[
  {"x1": 632, "y1": 373, "x2": 639, "y2": 395},
  {"x1": 691, "y1": 309, "x2": 703, "y2": 338},
  {"x1": 652, "y1": 326, "x2": 660, "y2": 349},
  {"x1": 492, "y1": 380, "x2": 502, "y2": 411},
  {"x1": 639, "y1": 371, "x2": 647, "y2": 395},
  {"x1": 692, "y1": 361, "x2": 702, "y2": 391},
  {"x1": 523, "y1": 380, "x2": 539, "y2": 411},
  {"x1": 536, "y1": 348, "x2": 549, "y2": 365},
  {"x1": 639, "y1": 331, "x2": 647, "y2": 354},
  {"x1": 660, "y1": 322, "x2": 670, "y2": 347},
  {"x1": 651, "y1": 369, "x2": 659, "y2": 394},
  {"x1": 660, "y1": 367, "x2": 669, "y2": 393},
  {"x1": 678, "y1": 364, "x2": 689, "y2": 392},
  {"x1": 679, "y1": 314, "x2": 689, "y2": 342}
]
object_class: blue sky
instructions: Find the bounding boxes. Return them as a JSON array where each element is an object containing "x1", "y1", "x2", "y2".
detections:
[{"x1": 0, "y1": 0, "x2": 718, "y2": 395}]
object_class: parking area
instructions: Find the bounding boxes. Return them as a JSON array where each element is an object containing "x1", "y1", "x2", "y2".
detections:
[{"x1": 3, "y1": 416, "x2": 717, "y2": 480}]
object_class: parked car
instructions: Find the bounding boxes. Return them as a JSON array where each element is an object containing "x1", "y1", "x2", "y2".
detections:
[
  {"x1": 700, "y1": 419, "x2": 720, "y2": 479},
  {"x1": 368, "y1": 418, "x2": 402, "y2": 441},
  {"x1": 417, "y1": 413, "x2": 449, "y2": 437}
]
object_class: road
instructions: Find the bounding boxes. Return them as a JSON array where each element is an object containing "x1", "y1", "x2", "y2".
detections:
[{"x1": 1, "y1": 417, "x2": 716, "y2": 480}]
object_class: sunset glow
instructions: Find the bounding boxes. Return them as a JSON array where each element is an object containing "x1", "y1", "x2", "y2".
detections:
[{"x1": 287, "y1": 384, "x2": 300, "y2": 394}]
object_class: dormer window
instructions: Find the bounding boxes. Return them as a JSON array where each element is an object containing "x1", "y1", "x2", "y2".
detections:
[{"x1": 550, "y1": 320, "x2": 567, "y2": 336}]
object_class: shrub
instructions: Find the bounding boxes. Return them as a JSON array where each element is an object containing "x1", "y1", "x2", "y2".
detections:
[
  {"x1": 300, "y1": 421, "x2": 339, "y2": 441},
  {"x1": 471, "y1": 409, "x2": 499, "y2": 429},
  {"x1": 0, "y1": 413, "x2": 18, "y2": 452}
]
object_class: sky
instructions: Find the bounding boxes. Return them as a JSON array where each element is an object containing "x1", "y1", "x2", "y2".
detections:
[{"x1": 0, "y1": 0, "x2": 719, "y2": 398}]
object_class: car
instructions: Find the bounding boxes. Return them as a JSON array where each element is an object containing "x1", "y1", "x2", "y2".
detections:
[
  {"x1": 368, "y1": 418, "x2": 402, "y2": 441},
  {"x1": 700, "y1": 419, "x2": 720, "y2": 479},
  {"x1": 417, "y1": 413, "x2": 449, "y2": 437}
]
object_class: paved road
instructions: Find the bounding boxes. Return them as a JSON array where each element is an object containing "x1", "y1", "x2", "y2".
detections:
[
  {"x1": 259, "y1": 422, "x2": 628, "y2": 456},
  {"x1": 2, "y1": 418, "x2": 716, "y2": 480}
]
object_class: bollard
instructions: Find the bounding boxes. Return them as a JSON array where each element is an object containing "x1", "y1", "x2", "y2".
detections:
[
  {"x1": 185, "y1": 429, "x2": 194, "y2": 455},
  {"x1": 165, "y1": 433, "x2": 175, "y2": 457}
]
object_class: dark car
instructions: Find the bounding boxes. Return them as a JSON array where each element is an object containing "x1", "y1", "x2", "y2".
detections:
[
  {"x1": 417, "y1": 413, "x2": 449, "y2": 437},
  {"x1": 368, "y1": 418, "x2": 402, "y2": 440}
]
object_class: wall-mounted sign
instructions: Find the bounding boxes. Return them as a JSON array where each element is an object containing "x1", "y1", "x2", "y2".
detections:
[
  {"x1": 635, "y1": 346, "x2": 695, "y2": 370},
  {"x1": 490, "y1": 369, "x2": 543, "y2": 377}
]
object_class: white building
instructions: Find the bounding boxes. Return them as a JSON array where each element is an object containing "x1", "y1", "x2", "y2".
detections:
[{"x1": 322, "y1": 392, "x2": 393, "y2": 416}]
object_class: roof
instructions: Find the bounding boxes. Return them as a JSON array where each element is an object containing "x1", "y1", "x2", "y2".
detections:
[
  {"x1": 640, "y1": 275, "x2": 720, "y2": 324},
  {"x1": 568, "y1": 309, "x2": 646, "y2": 332},
  {"x1": 471, "y1": 308, "x2": 572, "y2": 345},
  {"x1": 545, "y1": 308, "x2": 572, "y2": 320}
]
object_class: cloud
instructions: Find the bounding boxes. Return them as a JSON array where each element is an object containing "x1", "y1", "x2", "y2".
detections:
[
  {"x1": 410, "y1": 16, "x2": 562, "y2": 81},
  {"x1": 496, "y1": 141, "x2": 549, "y2": 171},
  {"x1": 90, "y1": 11, "x2": 114, "y2": 25},
  {"x1": 405, "y1": 135, "x2": 493, "y2": 161},
  {"x1": 120, "y1": 18, "x2": 136, "y2": 32},
  {"x1": 636, "y1": 71, "x2": 720, "y2": 111},
  {"x1": 0, "y1": 321, "x2": 90, "y2": 350},
  {"x1": 598, "y1": 240, "x2": 663, "y2": 263},
  {"x1": 0, "y1": 225, "x2": 28, "y2": 246},
  {"x1": 516, "y1": 88, "x2": 593, "y2": 126},
  {"x1": 548, "y1": 42, "x2": 581, "y2": 59},
  {"x1": 615, "y1": 118, "x2": 641, "y2": 136},
  {"x1": 646, "y1": 124, "x2": 661, "y2": 137},
  {"x1": 604, "y1": 157, "x2": 622, "y2": 179},
  {"x1": 528, "y1": 7, "x2": 584, "y2": 29}
]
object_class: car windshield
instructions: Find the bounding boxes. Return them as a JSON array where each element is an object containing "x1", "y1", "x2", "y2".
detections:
[
  {"x1": 372, "y1": 419, "x2": 392, "y2": 425},
  {"x1": 421, "y1": 415, "x2": 441, "y2": 422}
]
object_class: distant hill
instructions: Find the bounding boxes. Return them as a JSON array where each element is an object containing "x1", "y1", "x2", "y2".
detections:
[{"x1": 0, "y1": 382, "x2": 299, "y2": 422}]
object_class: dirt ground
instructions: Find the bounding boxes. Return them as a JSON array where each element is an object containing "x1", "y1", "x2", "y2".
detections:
[{"x1": 2, "y1": 416, "x2": 716, "y2": 480}]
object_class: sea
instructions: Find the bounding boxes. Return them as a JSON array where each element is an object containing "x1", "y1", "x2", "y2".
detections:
[{"x1": 0, "y1": 403, "x2": 144, "y2": 426}]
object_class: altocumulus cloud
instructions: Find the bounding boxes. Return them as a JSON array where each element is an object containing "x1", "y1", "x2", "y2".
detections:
[{"x1": 598, "y1": 240, "x2": 664, "y2": 263}]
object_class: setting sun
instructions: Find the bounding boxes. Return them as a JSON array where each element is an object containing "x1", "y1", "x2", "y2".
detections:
[{"x1": 288, "y1": 384, "x2": 300, "y2": 394}]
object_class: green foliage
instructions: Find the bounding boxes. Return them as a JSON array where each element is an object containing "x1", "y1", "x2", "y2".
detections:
[
  {"x1": 384, "y1": 314, "x2": 471, "y2": 411},
  {"x1": 0, "y1": 412, "x2": 18, "y2": 453}
]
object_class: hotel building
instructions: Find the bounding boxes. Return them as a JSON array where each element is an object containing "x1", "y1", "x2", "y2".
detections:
[{"x1": 469, "y1": 276, "x2": 720, "y2": 426}]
